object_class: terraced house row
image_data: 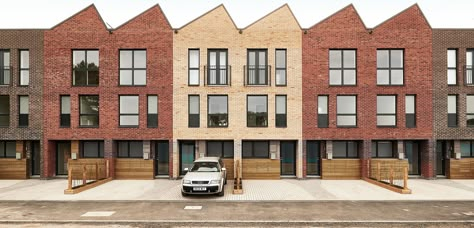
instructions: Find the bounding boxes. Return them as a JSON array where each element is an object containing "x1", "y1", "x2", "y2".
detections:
[{"x1": 0, "y1": 3, "x2": 473, "y2": 182}]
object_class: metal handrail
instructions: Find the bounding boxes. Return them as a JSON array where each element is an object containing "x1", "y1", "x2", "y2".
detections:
[
  {"x1": 205, "y1": 65, "x2": 231, "y2": 86},
  {"x1": 244, "y1": 65, "x2": 272, "y2": 86}
]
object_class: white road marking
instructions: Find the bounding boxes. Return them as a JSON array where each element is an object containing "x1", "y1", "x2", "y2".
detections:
[
  {"x1": 452, "y1": 213, "x2": 461, "y2": 216},
  {"x1": 462, "y1": 212, "x2": 474, "y2": 216},
  {"x1": 403, "y1": 209, "x2": 410, "y2": 212},
  {"x1": 184, "y1": 206, "x2": 202, "y2": 210},
  {"x1": 81, "y1": 211, "x2": 116, "y2": 217}
]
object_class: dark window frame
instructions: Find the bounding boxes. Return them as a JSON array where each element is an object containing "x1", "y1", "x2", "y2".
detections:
[
  {"x1": 247, "y1": 95, "x2": 268, "y2": 127},
  {"x1": 79, "y1": 95, "x2": 99, "y2": 128},
  {"x1": 460, "y1": 140, "x2": 474, "y2": 158},
  {"x1": 275, "y1": 49, "x2": 287, "y2": 86},
  {"x1": 119, "y1": 49, "x2": 147, "y2": 86},
  {"x1": 188, "y1": 95, "x2": 200, "y2": 128},
  {"x1": 275, "y1": 95, "x2": 287, "y2": 127},
  {"x1": 206, "y1": 140, "x2": 234, "y2": 158},
  {"x1": 18, "y1": 49, "x2": 29, "y2": 86},
  {"x1": 377, "y1": 49, "x2": 404, "y2": 86},
  {"x1": 72, "y1": 49, "x2": 99, "y2": 86},
  {"x1": 0, "y1": 95, "x2": 9, "y2": 127},
  {"x1": 188, "y1": 49, "x2": 200, "y2": 86},
  {"x1": 466, "y1": 49, "x2": 474, "y2": 86},
  {"x1": 0, "y1": 49, "x2": 11, "y2": 86},
  {"x1": 317, "y1": 95, "x2": 329, "y2": 128},
  {"x1": 336, "y1": 95, "x2": 357, "y2": 127},
  {"x1": 147, "y1": 95, "x2": 158, "y2": 128},
  {"x1": 448, "y1": 94, "x2": 458, "y2": 127},
  {"x1": 242, "y1": 140, "x2": 270, "y2": 158},
  {"x1": 466, "y1": 95, "x2": 474, "y2": 127},
  {"x1": 207, "y1": 95, "x2": 228, "y2": 128},
  {"x1": 119, "y1": 95, "x2": 139, "y2": 128},
  {"x1": 332, "y1": 141, "x2": 359, "y2": 158},
  {"x1": 80, "y1": 140, "x2": 104, "y2": 158},
  {"x1": 18, "y1": 95, "x2": 28, "y2": 127},
  {"x1": 377, "y1": 95, "x2": 397, "y2": 127},
  {"x1": 117, "y1": 140, "x2": 143, "y2": 158},
  {"x1": 207, "y1": 49, "x2": 228, "y2": 86},
  {"x1": 405, "y1": 95, "x2": 416, "y2": 128},
  {"x1": 60, "y1": 95, "x2": 71, "y2": 128},
  {"x1": 329, "y1": 49, "x2": 357, "y2": 86},
  {"x1": 247, "y1": 49, "x2": 268, "y2": 86},
  {"x1": 0, "y1": 141, "x2": 16, "y2": 158},
  {"x1": 447, "y1": 49, "x2": 458, "y2": 85},
  {"x1": 372, "y1": 141, "x2": 396, "y2": 158}
]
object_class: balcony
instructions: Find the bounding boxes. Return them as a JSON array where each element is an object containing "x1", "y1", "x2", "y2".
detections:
[
  {"x1": 204, "y1": 65, "x2": 231, "y2": 86},
  {"x1": 0, "y1": 66, "x2": 11, "y2": 86},
  {"x1": 244, "y1": 65, "x2": 271, "y2": 86},
  {"x1": 465, "y1": 65, "x2": 474, "y2": 85}
]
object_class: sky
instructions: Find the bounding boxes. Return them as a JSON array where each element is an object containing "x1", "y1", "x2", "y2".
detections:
[{"x1": 0, "y1": 0, "x2": 473, "y2": 29}]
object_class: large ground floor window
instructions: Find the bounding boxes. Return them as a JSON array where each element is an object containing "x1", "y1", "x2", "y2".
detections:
[
  {"x1": 242, "y1": 141, "x2": 269, "y2": 158},
  {"x1": 117, "y1": 141, "x2": 143, "y2": 158},
  {"x1": 207, "y1": 141, "x2": 233, "y2": 158}
]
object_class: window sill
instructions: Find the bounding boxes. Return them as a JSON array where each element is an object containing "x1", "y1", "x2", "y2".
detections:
[
  {"x1": 118, "y1": 85, "x2": 147, "y2": 87},
  {"x1": 377, "y1": 126, "x2": 397, "y2": 128},
  {"x1": 336, "y1": 126, "x2": 357, "y2": 128},
  {"x1": 206, "y1": 84, "x2": 230, "y2": 87},
  {"x1": 208, "y1": 126, "x2": 229, "y2": 128},
  {"x1": 247, "y1": 126, "x2": 269, "y2": 128},
  {"x1": 329, "y1": 84, "x2": 357, "y2": 87},
  {"x1": 275, "y1": 84, "x2": 287, "y2": 87},
  {"x1": 188, "y1": 84, "x2": 200, "y2": 87},
  {"x1": 72, "y1": 85, "x2": 99, "y2": 87},
  {"x1": 245, "y1": 84, "x2": 270, "y2": 87},
  {"x1": 376, "y1": 84, "x2": 405, "y2": 86},
  {"x1": 78, "y1": 126, "x2": 99, "y2": 128},
  {"x1": 17, "y1": 85, "x2": 29, "y2": 87},
  {"x1": 119, "y1": 126, "x2": 139, "y2": 128}
]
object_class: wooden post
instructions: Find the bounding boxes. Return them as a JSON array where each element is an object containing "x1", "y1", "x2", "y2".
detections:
[
  {"x1": 389, "y1": 167, "x2": 394, "y2": 185},
  {"x1": 82, "y1": 164, "x2": 86, "y2": 185},
  {"x1": 95, "y1": 162, "x2": 99, "y2": 181},
  {"x1": 106, "y1": 160, "x2": 110, "y2": 178},
  {"x1": 403, "y1": 167, "x2": 408, "y2": 190},
  {"x1": 377, "y1": 162, "x2": 381, "y2": 181},
  {"x1": 67, "y1": 165, "x2": 73, "y2": 190}
]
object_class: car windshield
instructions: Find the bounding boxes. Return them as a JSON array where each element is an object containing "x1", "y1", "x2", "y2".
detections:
[{"x1": 190, "y1": 162, "x2": 219, "y2": 172}]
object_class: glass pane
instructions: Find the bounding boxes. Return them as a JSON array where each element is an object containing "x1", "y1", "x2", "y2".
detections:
[
  {"x1": 134, "y1": 70, "x2": 146, "y2": 85},
  {"x1": 0, "y1": 96, "x2": 9, "y2": 114},
  {"x1": 3, "y1": 51, "x2": 9, "y2": 66},
  {"x1": 391, "y1": 50, "x2": 403, "y2": 67},
  {"x1": 343, "y1": 50, "x2": 355, "y2": 68},
  {"x1": 88, "y1": 70, "x2": 99, "y2": 85},
  {"x1": 61, "y1": 96, "x2": 70, "y2": 114},
  {"x1": 129, "y1": 141, "x2": 143, "y2": 158},
  {"x1": 73, "y1": 50, "x2": 85, "y2": 66},
  {"x1": 447, "y1": 69, "x2": 457, "y2": 85},
  {"x1": 276, "y1": 96, "x2": 286, "y2": 114},
  {"x1": 333, "y1": 141, "x2": 346, "y2": 158},
  {"x1": 276, "y1": 70, "x2": 286, "y2": 85},
  {"x1": 242, "y1": 141, "x2": 252, "y2": 158},
  {"x1": 80, "y1": 115, "x2": 98, "y2": 126},
  {"x1": 248, "y1": 96, "x2": 267, "y2": 113},
  {"x1": 248, "y1": 52, "x2": 255, "y2": 65},
  {"x1": 347, "y1": 141, "x2": 358, "y2": 157},
  {"x1": 189, "y1": 96, "x2": 199, "y2": 114},
  {"x1": 157, "y1": 142, "x2": 169, "y2": 174},
  {"x1": 377, "y1": 142, "x2": 393, "y2": 157},
  {"x1": 448, "y1": 95, "x2": 456, "y2": 114},
  {"x1": 119, "y1": 70, "x2": 132, "y2": 85},
  {"x1": 329, "y1": 70, "x2": 341, "y2": 85},
  {"x1": 120, "y1": 50, "x2": 132, "y2": 68},
  {"x1": 80, "y1": 96, "x2": 98, "y2": 114},
  {"x1": 254, "y1": 141, "x2": 269, "y2": 158},
  {"x1": 377, "y1": 116, "x2": 396, "y2": 126},
  {"x1": 306, "y1": 142, "x2": 320, "y2": 175},
  {"x1": 208, "y1": 96, "x2": 227, "y2": 114},
  {"x1": 19, "y1": 96, "x2": 28, "y2": 114},
  {"x1": 223, "y1": 141, "x2": 233, "y2": 158},
  {"x1": 209, "y1": 52, "x2": 216, "y2": 66},
  {"x1": 6, "y1": 142, "x2": 16, "y2": 157},
  {"x1": 20, "y1": 50, "x2": 29, "y2": 68},
  {"x1": 377, "y1": 50, "x2": 389, "y2": 68},
  {"x1": 318, "y1": 96, "x2": 328, "y2": 114},
  {"x1": 20, "y1": 71, "x2": 29, "y2": 85},
  {"x1": 120, "y1": 115, "x2": 139, "y2": 126},
  {"x1": 258, "y1": 51, "x2": 266, "y2": 66},
  {"x1": 377, "y1": 70, "x2": 389, "y2": 84},
  {"x1": 391, "y1": 70, "x2": 404, "y2": 85},
  {"x1": 337, "y1": 96, "x2": 356, "y2": 114},
  {"x1": 466, "y1": 114, "x2": 474, "y2": 127},
  {"x1": 189, "y1": 50, "x2": 199, "y2": 68},
  {"x1": 134, "y1": 50, "x2": 146, "y2": 68},
  {"x1": 377, "y1": 96, "x2": 396, "y2": 114},
  {"x1": 219, "y1": 51, "x2": 226, "y2": 66},
  {"x1": 447, "y1": 50, "x2": 456, "y2": 68},
  {"x1": 207, "y1": 141, "x2": 222, "y2": 157},
  {"x1": 148, "y1": 96, "x2": 158, "y2": 114},
  {"x1": 337, "y1": 116, "x2": 356, "y2": 126},
  {"x1": 467, "y1": 95, "x2": 474, "y2": 113},
  {"x1": 460, "y1": 141, "x2": 471, "y2": 157},
  {"x1": 276, "y1": 50, "x2": 286, "y2": 68},
  {"x1": 120, "y1": 96, "x2": 139, "y2": 114},
  {"x1": 329, "y1": 50, "x2": 341, "y2": 68},
  {"x1": 117, "y1": 142, "x2": 128, "y2": 157},
  {"x1": 467, "y1": 51, "x2": 473, "y2": 66},
  {"x1": 87, "y1": 50, "x2": 99, "y2": 67},
  {"x1": 343, "y1": 70, "x2": 356, "y2": 85},
  {"x1": 189, "y1": 70, "x2": 199, "y2": 85},
  {"x1": 405, "y1": 95, "x2": 415, "y2": 114},
  {"x1": 181, "y1": 144, "x2": 194, "y2": 173},
  {"x1": 73, "y1": 70, "x2": 87, "y2": 85},
  {"x1": 83, "y1": 141, "x2": 99, "y2": 158}
]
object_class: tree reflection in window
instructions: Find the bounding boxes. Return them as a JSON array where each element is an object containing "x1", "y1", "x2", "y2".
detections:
[{"x1": 73, "y1": 50, "x2": 99, "y2": 86}]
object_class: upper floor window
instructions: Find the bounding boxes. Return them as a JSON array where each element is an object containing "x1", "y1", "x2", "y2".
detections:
[
  {"x1": 0, "y1": 95, "x2": 9, "y2": 127},
  {"x1": 275, "y1": 95, "x2": 287, "y2": 127},
  {"x1": 333, "y1": 141, "x2": 358, "y2": 158},
  {"x1": 188, "y1": 49, "x2": 199, "y2": 85},
  {"x1": 80, "y1": 141, "x2": 104, "y2": 158},
  {"x1": 147, "y1": 95, "x2": 158, "y2": 128},
  {"x1": 208, "y1": 95, "x2": 228, "y2": 127},
  {"x1": 317, "y1": 95, "x2": 328, "y2": 128},
  {"x1": 73, "y1": 50, "x2": 99, "y2": 86},
  {"x1": 207, "y1": 49, "x2": 228, "y2": 85},
  {"x1": 405, "y1": 95, "x2": 416, "y2": 128},
  {"x1": 18, "y1": 95, "x2": 28, "y2": 127},
  {"x1": 377, "y1": 49, "x2": 403, "y2": 85},
  {"x1": 0, "y1": 141, "x2": 15, "y2": 158},
  {"x1": 247, "y1": 95, "x2": 267, "y2": 127},
  {"x1": 275, "y1": 49, "x2": 287, "y2": 86},
  {"x1": 188, "y1": 95, "x2": 200, "y2": 128},
  {"x1": 466, "y1": 95, "x2": 474, "y2": 127},
  {"x1": 460, "y1": 141, "x2": 474, "y2": 158},
  {"x1": 117, "y1": 141, "x2": 143, "y2": 158},
  {"x1": 119, "y1": 95, "x2": 139, "y2": 127},
  {"x1": 336, "y1": 95, "x2": 356, "y2": 127},
  {"x1": 79, "y1": 95, "x2": 99, "y2": 127},
  {"x1": 329, "y1": 50, "x2": 356, "y2": 85},
  {"x1": 448, "y1": 95, "x2": 457, "y2": 127},
  {"x1": 0, "y1": 50, "x2": 10, "y2": 85},
  {"x1": 372, "y1": 141, "x2": 396, "y2": 158},
  {"x1": 466, "y1": 50, "x2": 474, "y2": 85},
  {"x1": 60, "y1": 95, "x2": 70, "y2": 128},
  {"x1": 19, "y1": 50, "x2": 29, "y2": 86},
  {"x1": 377, "y1": 95, "x2": 396, "y2": 127},
  {"x1": 207, "y1": 141, "x2": 233, "y2": 158},
  {"x1": 447, "y1": 49, "x2": 457, "y2": 85},
  {"x1": 247, "y1": 49, "x2": 268, "y2": 85},
  {"x1": 119, "y1": 50, "x2": 146, "y2": 86}
]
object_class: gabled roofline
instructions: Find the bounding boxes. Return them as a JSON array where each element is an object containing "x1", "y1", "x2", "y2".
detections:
[
  {"x1": 306, "y1": 4, "x2": 368, "y2": 30},
  {"x1": 114, "y1": 3, "x2": 172, "y2": 30},
  {"x1": 372, "y1": 3, "x2": 431, "y2": 30},
  {"x1": 175, "y1": 4, "x2": 238, "y2": 31},
  {"x1": 241, "y1": 4, "x2": 302, "y2": 30},
  {"x1": 50, "y1": 4, "x2": 108, "y2": 30}
]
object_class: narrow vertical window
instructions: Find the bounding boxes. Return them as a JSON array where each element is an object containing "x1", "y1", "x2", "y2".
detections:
[
  {"x1": 447, "y1": 49, "x2": 457, "y2": 85},
  {"x1": 275, "y1": 49, "x2": 287, "y2": 86},
  {"x1": 0, "y1": 50, "x2": 10, "y2": 85},
  {"x1": 317, "y1": 95, "x2": 328, "y2": 128},
  {"x1": 119, "y1": 95, "x2": 139, "y2": 127},
  {"x1": 329, "y1": 50, "x2": 356, "y2": 85},
  {"x1": 147, "y1": 95, "x2": 158, "y2": 128},
  {"x1": 18, "y1": 96, "x2": 28, "y2": 127},
  {"x1": 466, "y1": 50, "x2": 473, "y2": 85},
  {"x1": 188, "y1": 49, "x2": 199, "y2": 85},
  {"x1": 208, "y1": 95, "x2": 228, "y2": 127},
  {"x1": 188, "y1": 95, "x2": 199, "y2": 128},
  {"x1": 72, "y1": 50, "x2": 99, "y2": 86},
  {"x1": 466, "y1": 95, "x2": 474, "y2": 127},
  {"x1": 19, "y1": 50, "x2": 29, "y2": 86},
  {"x1": 377, "y1": 95, "x2": 397, "y2": 127},
  {"x1": 207, "y1": 49, "x2": 228, "y2": 85},
  {"x1": 336, "y1": 95, "x2": 356, "y2": 127},
  {"x1": 60, "y1": 95, "x2": 70, "y2": 127},
  {"x1": 276, "y1": 95, "x2": 287, "y2": 127},
  {"x1": 247, "y1": 95, "x2": 268, "y2": 127},
  {"x1": 247, "y1": 49, "x2": 268, "y2": 85},
  {"x1": 79, "y1": 95, "x2": 99, "y2": 127},
  {"x1": 448, "y1": 95, "x2": 457, "y2": 127},
  {"x1": 377, "y1": 49, "x2": 404, "y2": 85},
  {"x1": 119, "y1": 50, "x2": 146, "y2": 86},
  {"x1": 405, "y1": 95, "x2": 416, "y2": 128},
  {"x1": 0, "y1": 95, "x2": 9, "y2": 127}
]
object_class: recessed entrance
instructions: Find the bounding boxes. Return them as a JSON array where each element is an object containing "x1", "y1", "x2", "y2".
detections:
[
  {"x1": 436, "y1": 141, "x2": 449, "y2": 176},
  {"x1": 306, "y1": 141, "x2": 321, "y2": 176},
  {"x1": 405, "y1": 141, "x2": 420, "y2": 175},
  {"x1": 56, "y1": 141, "x2": 71, "y2": 175},
  {"x1": 179, "y1": 141, "x2": 195, "y2": 176},
  {"x1": 155, "y1": 141, "x2": 169, "y2": 176},
  {"x1": 280, "y1": 141, "x2": 296, "y2": 176},
  {"x1": 30, "y1": 141, "x2": 40, "y2": 176}
]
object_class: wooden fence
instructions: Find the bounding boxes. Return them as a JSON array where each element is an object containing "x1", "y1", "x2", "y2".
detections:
[
  {"x1": 368, "y1": 159, "x2": 410, "y2": 193},
  {"x1": 66, "y1": 159, "x2": 109, "y2": 192}
]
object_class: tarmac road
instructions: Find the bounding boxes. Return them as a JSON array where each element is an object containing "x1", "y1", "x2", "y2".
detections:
[{"x1": 0, "y1": 201, "x2": 472, "y2": 227}]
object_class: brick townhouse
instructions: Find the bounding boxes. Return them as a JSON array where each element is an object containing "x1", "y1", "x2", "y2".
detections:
[
  {"x1": 302, "y1": 4, "x2": 435, "y2": 179},
  {"x1": 0, "y1": 30, "x2": 43, "y2": 179},
  {"x1": 43, "y1": 4, "x2": 173, "y2": 178}
]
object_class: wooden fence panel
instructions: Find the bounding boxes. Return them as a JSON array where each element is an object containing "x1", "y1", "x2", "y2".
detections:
[
  {"x1": 321, "y1": 159, "x2": 361, "y2": 179},
  {"x1": 0, "y1": 159, "x2": 27, "y2": 179},
  {"x1": 449, "y1": 158, "x2": 474, "y2": 179},
  {"x1": 115, "y1": 159, "x2": 154, "y2": 180},
  {"x1": 242, "y1": 159, "x2": 280, "y2": 179}
]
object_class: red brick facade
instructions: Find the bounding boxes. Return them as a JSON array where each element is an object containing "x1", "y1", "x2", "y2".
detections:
[
  {"x1": 43, "y1": 5, "x2": 173, "y2": 178},
  {"x1": 302, "y1": 5, "x2": 434, "y2": 178}
]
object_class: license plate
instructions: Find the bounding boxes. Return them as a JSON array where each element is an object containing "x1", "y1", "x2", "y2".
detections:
[{"x1": 193, "y1": 187, "x2": 206, "y2": 191}]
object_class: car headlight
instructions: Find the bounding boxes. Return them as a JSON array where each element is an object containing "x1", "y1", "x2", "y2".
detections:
[
  {"x1": 183, "y1": 179, "x2": 191, "y2": 184},
  {"x1": 210, "y1": 180, "x2": 220, "y2": 184}
]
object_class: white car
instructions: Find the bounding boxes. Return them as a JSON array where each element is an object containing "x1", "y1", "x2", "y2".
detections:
[{"x1": 181, "y1": 157, "x2": 227, "y2": 196}]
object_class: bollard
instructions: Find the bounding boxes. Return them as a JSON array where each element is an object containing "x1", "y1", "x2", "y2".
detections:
[
  {"x1": 67, "y1": 165, "x2": 73, "y2": 190},
  {"x1": 403, "y1": 167, "x2": 408, "y2": 190}
]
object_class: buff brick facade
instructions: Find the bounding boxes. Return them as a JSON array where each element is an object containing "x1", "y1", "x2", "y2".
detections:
[
  {"x1": 302, "y1": 5, "x2": 435, "y2": 178},
  {"x1": 43, "y1": 5, "x2": 173, "y2": 178}
]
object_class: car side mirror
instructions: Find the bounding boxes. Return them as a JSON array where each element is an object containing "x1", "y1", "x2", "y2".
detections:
[
  {"x1": 184, "y1": 168, "x2": 189, "y2": 172},
  {"x1": 221, "y1": 168, "x2": 226, "y2": 171}
]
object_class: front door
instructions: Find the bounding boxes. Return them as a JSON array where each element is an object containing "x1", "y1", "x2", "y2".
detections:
[
  {"x1": 306, "y1": 141, "x2": 321, "y2": 176},
  {"x1": 155, "y1": 141, "x2": 169, "y2": 176},
  {"x1": 436, "y1": 141, "x2": 447, "y2": 176},
  {"x1": 405, "y1": 141, "x2": 420, "y2": 175},
  {"x1": 180, "y1": 141, "x2": 195, "y2": 175},
  {"x1": 56, "y1": 141, "x2": 71, "y2": 175},
  {"x1": 30, "y1": 141, "x2": 40, "y2": 176},
  {"x1": 280, "y1": 141, "x2": 296, "y2": 176}
]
